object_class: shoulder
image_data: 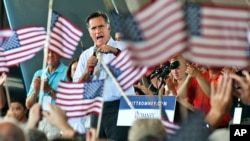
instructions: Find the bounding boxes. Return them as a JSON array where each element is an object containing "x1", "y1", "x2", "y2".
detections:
[
  {"x1": 58, "y1": 62, "x2": 68, "y2": 72},
  {"x1": 33, "y1": 69, "x2": 43, "y2": 76}
]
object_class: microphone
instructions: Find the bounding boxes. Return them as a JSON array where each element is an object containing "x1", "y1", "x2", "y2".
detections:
[
  {"x1": 150, "y1": 61, "x2": 171, "y2": 80},
  {"x1": 150, "y1": 67, "x2": 163, "y2": 80},
  {"x1": 88, "y1": 47, "x2": 97, "y2": 76}
]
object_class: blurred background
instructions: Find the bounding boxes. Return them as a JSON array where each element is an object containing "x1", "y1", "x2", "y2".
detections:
[{"x1": 0, "y1": 0, "x2": 248, "y2": 109}]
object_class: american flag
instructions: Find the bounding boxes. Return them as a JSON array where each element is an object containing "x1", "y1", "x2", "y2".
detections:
[
  {"x1": 49, "y1": 11, "x2": 83, "y2": 59},
  {"x1": 0, "y1": 29, "x2": 13, "y2": 46},
  {"x1": 107, "y1": 0, "x2": 187, "y2": 67},
  {"x1": 56, "y1": 80, "x2": 104, "y2": 118},
  {"x1": 0, "y1": 48, "x2": 8, "y2": 73},
  {"x1": 0, "y1": 29, "x2": 12, "y2": 73},
  {"x1": 107, "y1": 50, "x2": 147, "y2": 91},
  {"x1": 2, "y1": 27, "x2": 46, "y2": 67},
  {"x1": 185, "y1": 3, "x2": 250, "y2": 68},
  {"x1": 160, "y1": 99, "x2": 181, "y2": 136}
]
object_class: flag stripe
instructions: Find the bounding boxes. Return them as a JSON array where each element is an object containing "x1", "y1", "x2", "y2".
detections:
[
  {"x1": 124, "y1": 0, "x2": 187, "y2": 67},
  {"x1": 56, "y1": 80, "x2": 104, "y2": 118},
  {"x1": 187, "y1": 4, "x2": 250, "y2": 67},
  {"x1": 106, "y1": 0, "x2": 187, "y2": 90},
  {"x1": 0, "y1": 29, "x2": 12, "y2": 73},
  {"x1": 49, "y1": 11, "x2": 83, "y2": 59},
  {"x1": 108, "y1": 50, "x2": 147, "y2": 91},
  {"x1": 160, "y1": 98, "x2": 181, "y2": 136},
  {"x1": 2, "y1": 27, "x2": 46, "y2": 67},
  {"x1": 0, "y1": 48, "x2": 8, "y2": 73}
]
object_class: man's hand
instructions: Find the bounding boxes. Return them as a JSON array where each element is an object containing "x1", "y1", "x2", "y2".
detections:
[
  {"x1": 33, "y1": 76, "x2": 41, "y2": 94},
  {"x1": 42, "y1": 104, "x2": 76, "y2": 138},
  {"x1": 97, "y1": 44, "x2": 117, "y2": 54},
  {"x1": 86, "y1": 56, "x2": 98, "y2": 72}
]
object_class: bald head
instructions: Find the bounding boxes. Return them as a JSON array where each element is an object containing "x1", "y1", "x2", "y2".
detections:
[{"x1": 0, "y1": 121, "x2": 26, "y2": 141}]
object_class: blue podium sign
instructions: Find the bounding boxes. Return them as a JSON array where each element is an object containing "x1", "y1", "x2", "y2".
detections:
[{"x1": 117, "y1": 95, "x2": 177, "y2": 126}]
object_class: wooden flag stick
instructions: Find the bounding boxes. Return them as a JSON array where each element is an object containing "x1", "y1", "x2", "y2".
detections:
[
  {"x1": 4, "y1": 81, "x2": 11, "y2": 108},
  {"x1": 0, "y1": 73, "x2": 10, "y2": 108},
  {"x1": 95, "y1": 80, "x2": 106, "y2": 138},
  {"x1": 38, "y1": 0, "x2": 54, "y2": 104}
]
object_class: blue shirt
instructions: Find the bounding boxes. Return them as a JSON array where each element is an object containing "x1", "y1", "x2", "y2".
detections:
[
  {"x1": 73, "y1": 38, "x2": 135, "y2": 101},
  {"x1": 27, "y1": 62, "x2": 67, "y2": 110}
]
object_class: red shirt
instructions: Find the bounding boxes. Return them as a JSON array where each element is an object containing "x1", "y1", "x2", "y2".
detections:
[{"x1": 188, "y1": 71, "x2": 231, "y2": 127}]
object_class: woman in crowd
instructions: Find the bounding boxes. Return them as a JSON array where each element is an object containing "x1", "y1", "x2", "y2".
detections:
[{"x1": 66, "y1": 57, "x2": 87, "y2": 134}]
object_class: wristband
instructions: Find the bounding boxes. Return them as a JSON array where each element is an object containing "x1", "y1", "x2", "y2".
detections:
[{"x1": 115, "y1": 48, "x2": 121, "y2": 56}]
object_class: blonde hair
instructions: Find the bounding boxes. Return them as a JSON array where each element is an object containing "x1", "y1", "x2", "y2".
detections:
[{"x1": 170, "y1": 54, "x2": 187, "y2": 65}]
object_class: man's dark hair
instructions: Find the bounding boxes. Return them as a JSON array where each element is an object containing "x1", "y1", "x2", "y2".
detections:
[{"x1": 85, "y1": 11, "x2": 110, "y2": 27}]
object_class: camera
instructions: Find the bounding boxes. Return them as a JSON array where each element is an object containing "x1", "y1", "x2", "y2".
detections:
[{"x1": 151, "y1": 60, "x2": 180, "y2": 80}]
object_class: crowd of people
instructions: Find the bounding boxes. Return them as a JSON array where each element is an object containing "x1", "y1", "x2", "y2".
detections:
[{"x1": 1, "y1": 10, "x2": 250, "y2": 141}]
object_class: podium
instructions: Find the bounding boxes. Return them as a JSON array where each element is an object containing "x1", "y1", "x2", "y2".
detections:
[{"x1": 117, "y1": 95, "x2": 194, "y2": 126}]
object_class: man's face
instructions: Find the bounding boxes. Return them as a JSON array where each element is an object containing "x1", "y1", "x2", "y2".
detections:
[
  {"x1": 47, "y1": 50, "x2": 61, "y2": 67},
  {"x1": 88, "y1": 16, "x2": 111, "y2": 47},
  {"x1": 115, "y1": 32, "x2": 122, "y2": 41}
]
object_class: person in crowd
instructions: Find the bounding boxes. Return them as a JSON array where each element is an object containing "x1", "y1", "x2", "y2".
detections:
[
  {"x1": 66, "y1": 57, "x2": 87, "y2": 134},
  {"x1": 168, "y1": 55, "x2": 210, "y2": 104},
  {"x1": 230, "y1": 69, "x2": 250, "y2": 106},
  {"x1": 115, "y1": 32, "x2": 122, "y2": 41},
  {"x1": 0, "y1": 118, "x2": 27, "y2": 141},
  {"x1": 220, "y1": 67, "x2": 250, "y2": 123},
  {"x1": 5, "y1": 97, "x2": 28, "y2": 126},
  {"x1": 73, "y1": 11, "x2": 135, "y2": 141},
  {"x1": 191, "y1": 66, "x2": 231, "y2": 128},
  {"x1": 134, "y1": 55, "x2": 202, "y2": 110},
  {"x1": 169, "y1": 73, "x2": 233, "y2": 141},
  {"x1": 165, "y1": 55, "x2": 230, "y2": 128},
  {"x1": 26, "y1": 103, "x2": 77, "y2": 139},
  {"x1": 66, "y1": 57, "x2": 79, "y2": 82},
  {"x1": 23, "y1": 73, "x2": 235, "y2": 141},
  {"x1": 27, "y1": 128, "x2": 48, "y2": 141},
  {"x1": 25, "y1": 50, "x2": 67, "y2": 139},
  {"x1": 27, "y1": 103, "x2": 108, "y2": 141}
]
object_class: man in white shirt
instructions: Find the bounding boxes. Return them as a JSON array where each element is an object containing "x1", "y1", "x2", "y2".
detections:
[{"x1": 73, "y1": 11, "x2": 135, "y2": 141}]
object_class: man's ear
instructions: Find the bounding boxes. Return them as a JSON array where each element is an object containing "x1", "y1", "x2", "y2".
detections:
[{"x1": 107, "y1": 24, "x2": 111, "y2": 31}]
